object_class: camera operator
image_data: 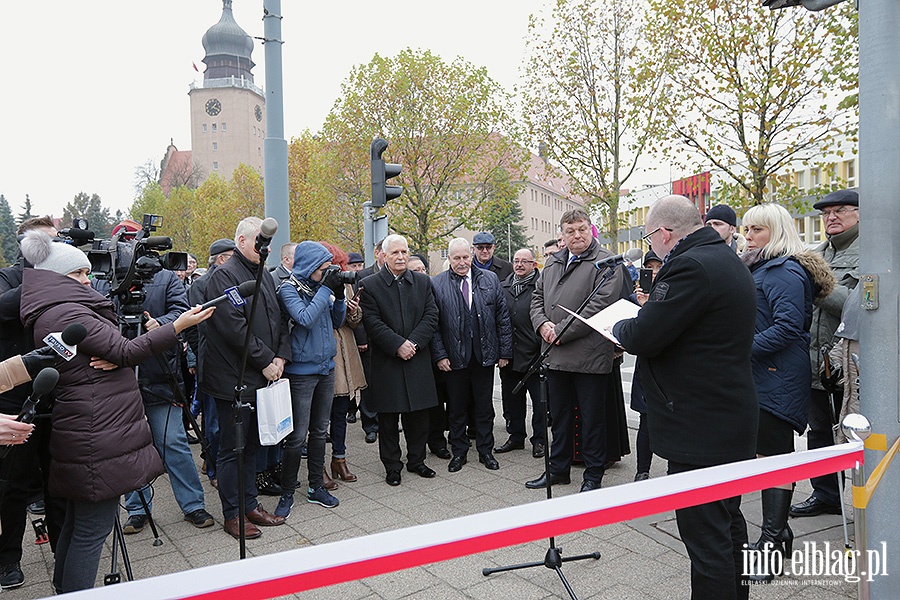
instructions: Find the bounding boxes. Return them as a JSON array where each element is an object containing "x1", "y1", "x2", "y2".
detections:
[
  {"x1": 19, "y1": 230, "x2": 214, "y2": 593},
  {"x1": 0, "y1": 216, "x2": 65, "y2": 591},
  {"x1": 92, "y1": 220, "x2": 216, "y2": 534}
]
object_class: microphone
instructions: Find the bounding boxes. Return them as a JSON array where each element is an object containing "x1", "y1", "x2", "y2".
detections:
[
  {"x1": 200, "y1": 280, "x2": 258, "y2": 310},
  {"x1": 594, "y1": 247, "x2": 644, "y2": 269},
  {"x1": 16, "y1": 367, "x2": 59, "y2": 424},
  {"x1": 255, "y1": 218, "x2": 278, "y2": 253},
  {"x1": 42, "y1": 323, "x2": 88, "y2": 362}
]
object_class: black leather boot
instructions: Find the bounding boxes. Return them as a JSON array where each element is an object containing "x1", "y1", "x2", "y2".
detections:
[{"x1": 748, "y1": 487, "x2": 794, "y2": 583}]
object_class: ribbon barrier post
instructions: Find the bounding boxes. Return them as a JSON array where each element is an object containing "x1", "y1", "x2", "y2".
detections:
[
  {"x1": 842, "y1": 413, "x2": 900, "y2": 600},
  {"x1": 63, "y1": 442, "x2": 863, "y2": 600}
]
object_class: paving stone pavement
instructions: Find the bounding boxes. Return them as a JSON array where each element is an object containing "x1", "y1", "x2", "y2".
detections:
[{"x1": 9, "y1": 356, "x2": 856, "y2": 599}]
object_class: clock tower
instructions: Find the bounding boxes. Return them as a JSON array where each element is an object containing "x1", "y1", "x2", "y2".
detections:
[{"x1": 188, "y1": 0, "x2": 265, "y2": 183}]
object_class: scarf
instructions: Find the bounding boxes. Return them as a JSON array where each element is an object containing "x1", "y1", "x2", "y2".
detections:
[{"x1": 512, "y1": 269, "x2": 537, "y2": 296}]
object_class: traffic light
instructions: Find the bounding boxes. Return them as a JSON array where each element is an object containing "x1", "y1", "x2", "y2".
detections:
[{"x1": 371, "y1": 138, "x2": 402, "y2": 208}]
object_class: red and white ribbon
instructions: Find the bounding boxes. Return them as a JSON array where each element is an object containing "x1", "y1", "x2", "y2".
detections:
[{"x1": 66, "y1": 443, "x2": 863, "y2": 600}]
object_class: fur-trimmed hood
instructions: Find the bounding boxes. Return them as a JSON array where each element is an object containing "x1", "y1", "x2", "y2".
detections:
[{"x1": 795, "y1": 250, "x2": 835, "y2": 300}]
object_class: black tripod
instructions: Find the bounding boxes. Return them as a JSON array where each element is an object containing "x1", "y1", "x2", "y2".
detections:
[{"x1": 483, "y1": 263, "x2": 623, "y2": 599}]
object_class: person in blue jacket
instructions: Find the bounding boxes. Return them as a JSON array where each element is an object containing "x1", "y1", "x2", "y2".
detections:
[
  {"x1": 740, "y1": 203, "x2": 834, "y2": 582},
  {"x1": 275, "y1": 241, "x2": 347, "y2": 519}
]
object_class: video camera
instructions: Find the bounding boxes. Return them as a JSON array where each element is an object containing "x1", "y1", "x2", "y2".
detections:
[{"x1": 80, "y1": 214, "x2": 187, "y2": 312}]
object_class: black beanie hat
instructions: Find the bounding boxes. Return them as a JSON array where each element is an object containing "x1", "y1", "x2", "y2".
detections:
[{"x1": 704, "y1": 204, "x2": 737, "y2": 227}]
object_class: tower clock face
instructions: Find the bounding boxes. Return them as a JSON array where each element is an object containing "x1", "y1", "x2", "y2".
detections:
[
  {"x1": 205, "y1": 98, "x2": 222, "y2": 117},
  {"x1": 255, "y1": 105, "x2": 262, "y2": 122}
]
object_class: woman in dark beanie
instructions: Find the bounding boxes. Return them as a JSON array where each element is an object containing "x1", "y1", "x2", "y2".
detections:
[
  {"x1": 739, "y1": 204, "x2": 834, "y2": 582},
  {"x1": 18, "y1": 231, "x2": 213, "y2": 593}
]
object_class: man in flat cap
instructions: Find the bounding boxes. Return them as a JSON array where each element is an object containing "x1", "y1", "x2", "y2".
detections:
[
  {"x1": 472, "y1": 232, "x2": 513, "y2": 281},
  {"x1": 791, "y1": 189, "x2": 860, "y2": 517}
]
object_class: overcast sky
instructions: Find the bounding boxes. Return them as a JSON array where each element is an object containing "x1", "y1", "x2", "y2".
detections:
[{"x1": 0, "y1": 1, "x2": 660, "y2": 221}]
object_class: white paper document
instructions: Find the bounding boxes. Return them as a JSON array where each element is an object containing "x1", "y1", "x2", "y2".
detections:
[{"x1": 560, "y1": 298, "x2": 640, "y2": 346}]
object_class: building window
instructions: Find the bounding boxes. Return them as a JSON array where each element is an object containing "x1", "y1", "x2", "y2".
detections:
[
  {"x1": 213, "y1": 161, "x2": 219, "y2": 171},
  {"x1": 796, "y1": 171, "x2": 806, "y2": 193},
  {"x1": 202, "y1": 124, "x2": 208, "y2": 133},
  {"x1": 213, "y1": 142, "x2": 218, "y2": 151},
  {"x1": 222, "y1": 122, "x2": 227, "y2": 132},
  {"x1": 212, "y1": 123, "x2": 217, "y2": 132},
  {"x1": 846, "y1": 160, "x2": 856, "y2": 187},
  {"x1": 811, "y1": 168, "x2": 820, "y2": 187},
  {"x1": 812, "y1": 217, "x2": 822, "y2": 242}
]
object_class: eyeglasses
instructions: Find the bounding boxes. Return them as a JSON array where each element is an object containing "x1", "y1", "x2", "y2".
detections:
[
  {"x1": 641, "y1": 226, "x2": 673, "y2": 243},
  {"x1": 819, "y1": 206, "x2": 858, "y2": 218},
  {"x1": 513, "y1": 259, "x2": 535, "y2": 265},
  {"x1": 473, "y1": 244, "x2": 493, "y2": 251}
]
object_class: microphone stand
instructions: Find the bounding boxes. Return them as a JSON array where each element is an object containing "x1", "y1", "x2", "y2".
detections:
[
  {"x1": 483, "y1": 263, "x2": 622, "y2": 600},
  {"x1": 232, "y1": 244, "x2": 270, "y2": 559}
]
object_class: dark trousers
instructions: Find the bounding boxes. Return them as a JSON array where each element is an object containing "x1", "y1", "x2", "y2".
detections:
[
  {"x1": 53, "y1": 496, "x2": 119, "y2": 594},
  {"x1": 636, "y1": 413, "x2": 652, "y2": 474},
  {"x1": 358, "y1": 350, "x2": 378, "y2": 434},
  {"x1": 214, "y1": 397, "x2": 261, "y2": 521},
  {"x1": 669, "y1": 461, "x2": 749, "y2": 600},
  {"x1": 330, "y1": 395, "x2": 350, "y2": 457},
  {"x1": 547, "y1": 370, "x2": 608, "y2": 482},
  {"x1": 0, "y1": 415, "x2": 64, "y2": 563},
  {"x1": 499, "y1": 366, "x2": 545, "y2": 446},
  {"x1": 806, "y1": 388, "x2": 841, "y2": 505},
  {"x1": 377, "y1": 409, "x2": 429, "y2": 472},
  {"x1": 427, "y1": 368, "x2": 450, "y2": 451},
  {"x1": 444, "y1": 361, "x2": 496, "y2": 457}
]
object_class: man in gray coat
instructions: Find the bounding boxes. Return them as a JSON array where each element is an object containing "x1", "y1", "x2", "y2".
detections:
[
  {"x1": 791, "y1": 188, "x2": 860, "y2": 517},
  {"x1": 528, "y1": 208, "x2": 625, "y2": 493},
  {"x1": 360, "y1": 235, "x2": 440, "y2": 486}
]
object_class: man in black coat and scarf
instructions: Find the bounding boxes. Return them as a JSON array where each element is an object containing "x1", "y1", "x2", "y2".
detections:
[
  {"x1": 614, "y1": 195, "x2": 758, "y2": 600},
  {"x1": 359, "y1": 235, "x2": 440, "y2": 486},
  {"x1": 200, "y1": 217, "x2": 291, "y2": 540},
  {"x1": 495, "y1": 248, "x2": 545, "y2": 458}
]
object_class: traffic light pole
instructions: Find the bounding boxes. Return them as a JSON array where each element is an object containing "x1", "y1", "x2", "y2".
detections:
[{"x1": 858, "y1": 0, "x2": 900, "y2": 597}]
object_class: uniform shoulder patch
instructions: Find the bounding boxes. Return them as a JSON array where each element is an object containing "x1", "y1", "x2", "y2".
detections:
[{"x1": 649, "y1": 282, "x2": 669, "y2": 302}]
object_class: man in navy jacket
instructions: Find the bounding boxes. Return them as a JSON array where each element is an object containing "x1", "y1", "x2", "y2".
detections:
[{"x1": 431, "y1": 237, "x2": 512, "y2": 473}]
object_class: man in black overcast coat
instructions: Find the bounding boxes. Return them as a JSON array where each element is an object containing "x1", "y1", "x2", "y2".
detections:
[
  {"x1": 360, "y1": 234, "x2": 439, "y2": 486},
  {"x1": 614, "y1": 195, "x2": 758, "y2": 600}
]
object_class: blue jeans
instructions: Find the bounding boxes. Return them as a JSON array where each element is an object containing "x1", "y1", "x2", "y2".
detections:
[
  {"x1": 214, "y1": 397, "x2": 261, "y2": 521},
  {"x1": 281, "y1": 371, "x2": 334, "y2": 494},
  {"x1": 125, "y1": 403, "x2": 205, "y2": 517},
  {"x1": 195, "y1": 386, "x2": 220, "y2": 480}
]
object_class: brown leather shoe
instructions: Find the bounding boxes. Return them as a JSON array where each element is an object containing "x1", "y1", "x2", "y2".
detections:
[
  {"x1": 331, "y1": 458, "x2": 358, "y2": 482},
  {"x1": 224, "y1": 516, "x2": 261, "y2": 539},
  {"x1": 245, "y1": 505, "x2": 285, "y2": 527},
  {"x1": 323, "y1": 467, "x2": 339, "y2": 491}
]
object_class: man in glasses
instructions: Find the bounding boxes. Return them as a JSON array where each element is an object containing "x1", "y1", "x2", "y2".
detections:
[
  {"x1": 472, "y1": 232, "x2": 513, "y2": 282},
  {"x1": 614, "y1": 195, "x2": 757, "y2": 599},
  {"x1": 495, "y1": 249, "x2": 545, "y2": 458},
  {"x1": 790, "y1": 188, "x2": 860, "y2": 518},
  {"x1": 527, "y1": 209, "x2": 625, "y2": 494}
]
